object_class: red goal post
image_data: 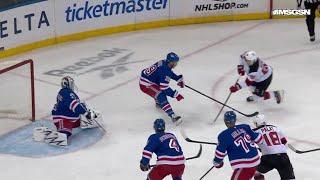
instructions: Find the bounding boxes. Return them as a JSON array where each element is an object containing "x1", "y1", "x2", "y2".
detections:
[{"x1": 0, "y1": 59, "x2": 35, "y2": 121}]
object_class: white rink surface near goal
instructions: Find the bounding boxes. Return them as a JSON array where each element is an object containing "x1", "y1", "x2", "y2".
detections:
[{"x1": 1, "y1": 18, "x2": 320, "y2": 179}]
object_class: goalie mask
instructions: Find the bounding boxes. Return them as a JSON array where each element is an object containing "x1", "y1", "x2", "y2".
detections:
[{"x1": 61, "y1": 76, "x2": 77, "y2": 91}]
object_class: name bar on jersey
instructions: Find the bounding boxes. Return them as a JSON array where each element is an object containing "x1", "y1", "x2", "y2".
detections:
[{"x1": 272, "y1": 9, "x2": 311, "y2": 16}]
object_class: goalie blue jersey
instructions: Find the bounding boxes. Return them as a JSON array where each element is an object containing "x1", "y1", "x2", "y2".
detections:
[
  {"x1": 52, "y1": 87, "x2": 87, "y2": 123},
  {"x1": 140, "y1": 60, "x2": 181, "y2": 98},
  {"x1": 141, "y1": 132, "x2": 185, "y2": 166},
  {"x1": 214, "y1": 124, "x2": 263, "y2": 170}
]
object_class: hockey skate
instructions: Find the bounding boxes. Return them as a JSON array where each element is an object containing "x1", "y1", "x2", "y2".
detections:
[
  {"x1": 155, "y1": 102, "x2": 161, "y2": 109},
  {"x1": 246, "y1": 96, "x2": 255, "y2": 102},
  {"x1": 171, "y1": 114, "x2": 182, "y2": 126},
  {"x1": 310, "y1": 35, "x2": 315, "y2": 42},
  {"x1": 274, "y1": 90, "x2": 284, "y2": 104}
]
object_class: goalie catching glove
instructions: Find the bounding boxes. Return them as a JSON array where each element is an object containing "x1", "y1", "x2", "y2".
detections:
[{"x1": 81, "y1": 109, "x2": 101, "y2": 129}]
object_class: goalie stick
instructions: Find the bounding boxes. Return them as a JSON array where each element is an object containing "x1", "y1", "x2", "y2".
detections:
[
  {"x1": 185, "y1": 85, "x2": 259, "y2": 117},
  {"x1": 150, "y1": 144, "x2": 202, "y2": 167},
  {"x1": 180, "y1": 128, "x2": 218, "y2": 145},
  {"x1": 92, "y1": 118, "x2": 106, "y2": 133},
  {"x1": 288, "y1": 144, "x2": 320, "y2": 154}
]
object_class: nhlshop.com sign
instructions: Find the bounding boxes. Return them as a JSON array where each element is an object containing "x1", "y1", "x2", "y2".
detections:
[
  {"x1": 195, "y1": 0, "x2": 249, "y2": 12},
  {"x1": 65, "y1": 0, "x2": 168, "y2": 23}
]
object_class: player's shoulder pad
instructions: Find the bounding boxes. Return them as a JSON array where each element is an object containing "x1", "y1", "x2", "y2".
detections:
[
  {"x1": 166, "y1": 132, "x2": 177, "y2": 139},
  {"x1": 60, "y1": 87, "x2": 72, "y2": 94},
  {"x1": 148, "y1": 133, "x2": 160, "y2": 141},
  {"x1": 59, "y1": 88, "x2": 71, "y2": 96},
  {"x1": 237, "y1": 123, "x2": 251, "y2": 129},
  {"x1": 217, "y1": 129, "x2": 229, "y2": 141},
  {"x1": 61, "y1": 88, "x2": 78, "y2": 99},
  {"x1": 160, "y1": 60, "x2": 171, "y2": 70},
  {"x1": 238, "y1": 124, "x2": 255, "y2": 133}
]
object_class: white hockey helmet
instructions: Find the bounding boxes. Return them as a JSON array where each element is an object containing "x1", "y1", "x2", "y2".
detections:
[
  {"x1": 253, "y1": 114, "x2": 267, "y2": 128},
  {"x1": 61, "y1": 76, "x2": 76, "y2": 91},
  {"x1": 243, "y1": 51, "x2": 258, "y2": 65}
]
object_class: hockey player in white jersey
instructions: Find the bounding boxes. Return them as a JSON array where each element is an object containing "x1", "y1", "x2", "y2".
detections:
[
  {"x1": 252, "y1": 115, "x2": 295, "y2": 180},
  {"x1": 229, "y1": 51, "x2": 284, "y2": 104}
]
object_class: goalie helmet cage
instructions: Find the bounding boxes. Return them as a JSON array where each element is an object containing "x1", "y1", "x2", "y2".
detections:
[{"x1": 0, "y1": 59, "x2": 35, "y2": 121}]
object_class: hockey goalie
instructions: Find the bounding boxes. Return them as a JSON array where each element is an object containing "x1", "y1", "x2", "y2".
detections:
[{"x1": 34, "y1": 76, "x2": 103, "y2": 146}]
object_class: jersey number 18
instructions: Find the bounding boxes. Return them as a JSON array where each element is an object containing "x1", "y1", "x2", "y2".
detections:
[{"x1": 263, "y1": 132, "x2": 281, "y2": 146}]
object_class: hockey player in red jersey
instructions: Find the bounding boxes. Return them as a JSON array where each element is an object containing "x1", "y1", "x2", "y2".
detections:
[
  {"x1": 252, "y1": 115, "x2": 295, "y2": 180},
  {"x1": 229, "y1": 51, "x2": 284, "y2": 104}
]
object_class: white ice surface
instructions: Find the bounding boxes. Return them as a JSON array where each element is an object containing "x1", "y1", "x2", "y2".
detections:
[{"x1": 1, "y1": 18, "x2": 320, "y2": 179}]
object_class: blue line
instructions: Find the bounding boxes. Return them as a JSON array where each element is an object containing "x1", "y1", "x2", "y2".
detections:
[{"x1": 0, "y1": 0, "x2": 47, "y2": 13}]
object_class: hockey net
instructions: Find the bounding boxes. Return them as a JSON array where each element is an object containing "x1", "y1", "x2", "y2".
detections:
[{"x1": 0, "y1": 59, "x2": 35, "y2": 121}]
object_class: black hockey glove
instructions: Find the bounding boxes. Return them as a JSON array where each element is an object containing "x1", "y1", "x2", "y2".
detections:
[{"x1": 140, "y1": 162, "x2": 150, "y2": 171}]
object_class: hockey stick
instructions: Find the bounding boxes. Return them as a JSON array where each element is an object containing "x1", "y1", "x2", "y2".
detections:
[
  {"x1": 92, "y1": 118, "x2": 106, "y2": 133},
  {"x1": 288, "y1": 144, "x2": 320, "y2": 154},
  {"x1": 150, "y1": 144, "x2": 203, "y2": 167},
  {"x1": 180, "y1": 128, "x2": 262, "y2": 152},
  {"x1": 185, "y1": 85, "x2": 259, "y2": 117},
  {"x1": 297, "y1": 0, "x2": 302, "y2": 8},
  {"x1": 199, "y1": 165, "x2": 215, "y2": 180},
  {"x1": 212, "y1": 77, "x2": 240, "y2": 124},
  {"x1": 180, "y1": 128, "x2": 218, "y2": 145}
]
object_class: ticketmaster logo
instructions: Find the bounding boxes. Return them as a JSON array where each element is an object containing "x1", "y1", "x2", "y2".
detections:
[{"x1": 272, "y1": 9, "x2": 311, "y2": 16}]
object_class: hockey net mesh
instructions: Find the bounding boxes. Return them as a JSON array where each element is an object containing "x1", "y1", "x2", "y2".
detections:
[{"x1": 0, "y1": 60, "x2": 35, "y2": 121}]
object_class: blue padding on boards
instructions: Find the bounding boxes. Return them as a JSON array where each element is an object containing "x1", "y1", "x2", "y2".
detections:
[{"x1": 0, "y1": 120, "x2": 105, "y2": 158}]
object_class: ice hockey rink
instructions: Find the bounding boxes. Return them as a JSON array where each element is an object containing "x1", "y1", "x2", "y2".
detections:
[{"x1": 1, "y1": 18, "x2": 320, "y2": 179}]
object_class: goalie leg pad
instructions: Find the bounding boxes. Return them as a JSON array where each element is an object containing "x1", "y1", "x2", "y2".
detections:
[
  {"x1": 33, "y1": 127, "x2": 51, "y2": 142},
  {"x1": 44, "y1": 131, "x2": 68, "y2": 147}
]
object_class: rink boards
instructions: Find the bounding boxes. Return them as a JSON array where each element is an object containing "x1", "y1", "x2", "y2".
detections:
[{"x1": 0, "y1": 0, "x2": 299, "y2": 59}]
